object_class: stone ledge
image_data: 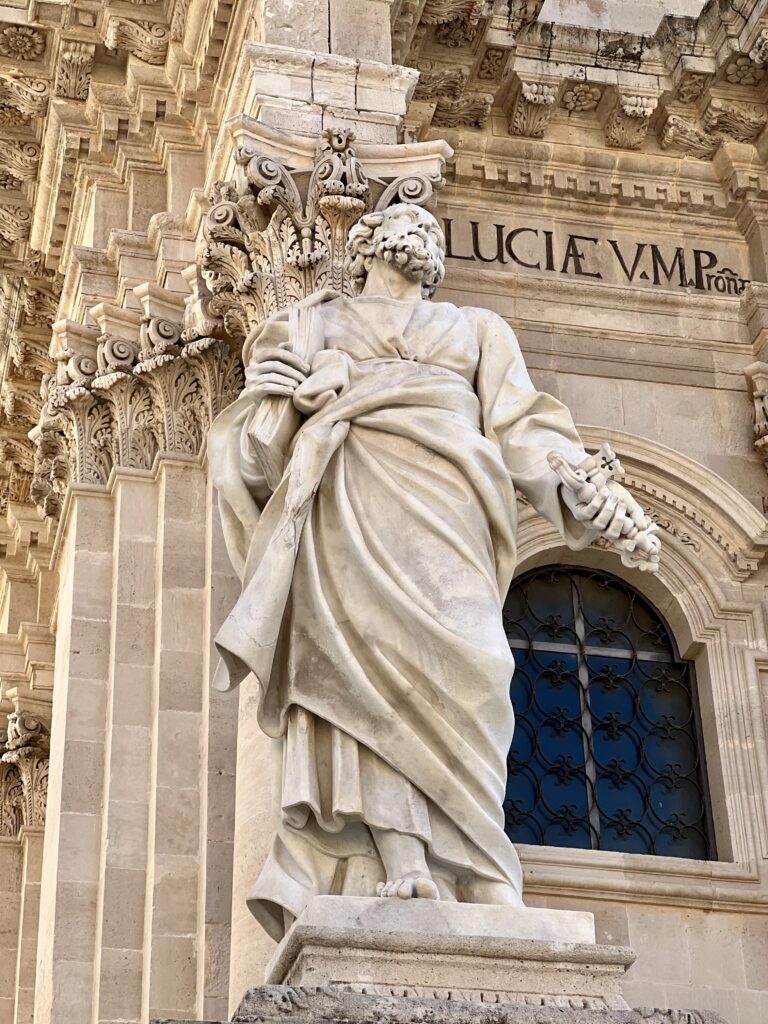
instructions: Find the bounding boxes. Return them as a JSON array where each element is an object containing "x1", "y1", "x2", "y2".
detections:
[{"x1": 154, "y1": 985, "x2": 729, "y2": 1024}]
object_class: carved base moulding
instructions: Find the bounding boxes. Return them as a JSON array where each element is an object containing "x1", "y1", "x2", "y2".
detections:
[{"x1": 269, "y1": 898, "x2": 632, "y2": 1009}]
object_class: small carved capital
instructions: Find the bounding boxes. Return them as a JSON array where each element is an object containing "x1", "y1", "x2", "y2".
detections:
[
  {"x1": 604, "y1": 93, "x2": 658, "y2": 151},
  {"x1": 508, "y1": 80, "x2": 559, "y2": 139}
]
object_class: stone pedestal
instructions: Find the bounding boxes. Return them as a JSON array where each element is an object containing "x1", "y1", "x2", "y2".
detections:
[
  {"x1": 266, "y1": 898, "x2": 633, "y2": 1010},
  {"x1": 153, "y1": 900, "x2": 730, "y2": 1023}
]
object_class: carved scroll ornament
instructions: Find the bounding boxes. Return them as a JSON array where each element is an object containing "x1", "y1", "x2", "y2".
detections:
[
  {"x1": 26, "y1": 131, "x2": 447, "y2": 518},
  {"x1": 199, "y1": 129, "x2": 446, "y2": 342}
]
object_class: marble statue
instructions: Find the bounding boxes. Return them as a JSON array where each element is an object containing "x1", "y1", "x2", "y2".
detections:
[{"x1": 208, "y1": 203, "x2": 661, "y2": 942}]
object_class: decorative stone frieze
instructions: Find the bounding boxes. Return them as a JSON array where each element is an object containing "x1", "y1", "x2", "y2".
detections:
[
  {"x1": 0, "y1": 26, "x2": 46, "y2": 62},
  {"x1": 675, "y1": 72, "x2": 711, "y2": 104},
  {"x1": 477, "y1": 47, "x2": 506, "y2": 81},
  {"x1": 604, "y1": 94, "x2": 658, "y2": 150},
  {"x1": 724, "y1": 55, "x2": 762, "y2": 85},
  {"x1": 562, "y1": 83, "x2": 602, "y2": 113}
]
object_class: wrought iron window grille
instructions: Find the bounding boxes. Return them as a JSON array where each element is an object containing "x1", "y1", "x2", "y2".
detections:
[{"x1": 503, "y1": 566, "x2": 715, "y2": 860}]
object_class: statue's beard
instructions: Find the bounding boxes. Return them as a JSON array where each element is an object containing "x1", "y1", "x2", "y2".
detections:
[{"x1": 373, "y1": 231, "x2": 437, "y2": 284}]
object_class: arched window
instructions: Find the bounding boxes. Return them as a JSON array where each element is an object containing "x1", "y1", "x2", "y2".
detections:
[{"x1": 503, "y1": 565, "x2": 715, "y2": 860}]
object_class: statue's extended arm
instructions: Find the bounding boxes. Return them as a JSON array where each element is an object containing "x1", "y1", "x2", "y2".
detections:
[{"x1": 475, "y1": 308, "x2": 660, "y2": 569}]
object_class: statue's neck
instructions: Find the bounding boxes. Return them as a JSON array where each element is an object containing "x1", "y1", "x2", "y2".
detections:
[{"x1": 360, "y1": 260, "x2": 423, "y2": 301}]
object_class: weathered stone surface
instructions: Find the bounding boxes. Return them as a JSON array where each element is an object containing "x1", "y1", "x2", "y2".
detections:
[{"x1": 154, "y1": 984, "x2": 729, "y2": 1024}]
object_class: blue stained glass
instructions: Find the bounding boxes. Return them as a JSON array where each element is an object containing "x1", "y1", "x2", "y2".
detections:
[{"x1": 503, "y1": 566, "x2": 714, "y2": 860}]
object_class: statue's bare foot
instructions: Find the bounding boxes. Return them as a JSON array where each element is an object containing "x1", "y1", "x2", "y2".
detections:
[{"x1": 376, "y1": 872, "x2": 440, "y2": 900}]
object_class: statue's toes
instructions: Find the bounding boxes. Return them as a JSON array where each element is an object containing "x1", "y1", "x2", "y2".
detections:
[
  {"x1": 375, "y1": 882, "x2": 385, "y2": 896},
  {"x1": 413, "y1": 876, "x2": 439, "y2": 900}
]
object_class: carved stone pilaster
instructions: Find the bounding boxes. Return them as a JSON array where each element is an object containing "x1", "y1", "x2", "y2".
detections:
[
  {"x1": 1, "y1": 710, "x2": 50, "y2": 830},
  {"x1": 604, "y1": 94, "x2": 658, "y2": 151},
  {"x1": 508, "y1": 80, "x2": 558, "y2": 139}
]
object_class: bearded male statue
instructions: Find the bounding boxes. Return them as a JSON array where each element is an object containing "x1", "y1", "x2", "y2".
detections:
[{"x1": 208, "y1": 202, "x2": 660, "y2": 943}]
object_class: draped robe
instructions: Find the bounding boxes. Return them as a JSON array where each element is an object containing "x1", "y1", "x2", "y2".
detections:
[{"x1": 209, "y1": 294, "x2": 593, "y2": 941}]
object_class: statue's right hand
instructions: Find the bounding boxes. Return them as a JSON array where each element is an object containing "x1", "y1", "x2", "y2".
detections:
[{"x1": 245, "y1": 344, "x2": 310, "y2": 399}]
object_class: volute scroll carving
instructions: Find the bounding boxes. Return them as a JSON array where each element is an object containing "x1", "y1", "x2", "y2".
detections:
[
  {"x1": 200, "y1": 129, "x2": 446, "y2": 341},
  {"x1": 26, "y1": 132, "x2": 448, "y2": 518}
]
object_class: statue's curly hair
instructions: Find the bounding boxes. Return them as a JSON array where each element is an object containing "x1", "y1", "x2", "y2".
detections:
[{"x1": 346, "y1": 203, "x2": 446, "y2": 298}]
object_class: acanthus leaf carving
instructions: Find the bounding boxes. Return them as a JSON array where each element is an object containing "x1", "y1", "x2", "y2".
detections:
[
  {"x1": 604, "y1": 93, "x2": 658, "y2": 150},
  {"x1": 0, "y1": 204, "x2": 31, "y2": 243},
  {"x1": 661, "y1": 115, "x2": 719, "y2": 159},
  {"x1": 413, "y1": 62, "x2": 469, "y2": 101},
  {"x1": 104, "y1": 18, "x2": 170, "y2": 65},
  {"x1": 200, "y1": 129, "x2": 444, "y2": 341},
  {"x1": 702, "y1": 97, "x2": 768, "y2": 145},
  {"x1": 170, "y1": 0, "x2": 190, "y2": 42},
  {"x1": 54, "y1": 42, "x2": 95, "y2": 101},
  {"x1": 433, "y1": 92, "x2": 492, "y2": 128},
  {"x1": 1, "y1": 141, "x2": 40, "y2": 182},
  {"x1": 421, "y1": 0, "x2": 482, "y2": 25},
  {"x1": 508, "y1": 80, "x2": 558, "y2": 139},
  {"x1": 0, "y1": 710, "x2": 50, "y2": 832},
  {"x1": 0, "y1": 74, "x2": 48, "y2": 117}
]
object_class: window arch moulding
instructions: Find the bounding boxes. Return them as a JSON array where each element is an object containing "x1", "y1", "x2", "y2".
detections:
[{"x1": 512, "y1": 426, "x2": 768, "y2": 912}]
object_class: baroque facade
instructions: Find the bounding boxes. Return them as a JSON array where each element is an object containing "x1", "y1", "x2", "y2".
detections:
[{"x1": 0, "y1": 0, "x2": 767, "y2": 1021}]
